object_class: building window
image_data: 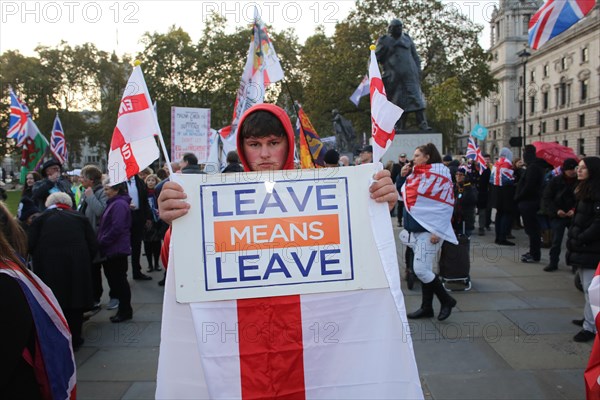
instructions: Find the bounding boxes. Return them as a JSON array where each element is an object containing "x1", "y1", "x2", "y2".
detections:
[
  {"x1": 542, "y1": 121, "x2": 547, "y2": 133},
  {"x1": 582, "y1": 47, "x2": 589, "y2": 63},
  {"x1": 561, "y1": 56, "x2": 567, "y2": 70},
  {"x1": 519, "y1": 100, "x2": 523, "y2": 116},
  {"x1": 493, "y1": 130, "x2": 497, "y2": 140},
  {"x1": 579, "y1": 114, "x2": 585, "y2": 128},
  {"x1": 581, "y1": 79, "x2": 588, "y2": 101},
  {"x1": 519, "y1": 75, "x2": 524, "y2": 87},
  {"x1": 518, "y1": 127, "x2": 522, "y2": 137},
  {"x1": 543, "y1": 92, "x2": 549, "y2": 111},
  {"x1": 555, "y1": 88, "x2": 559, "y2": 107},
  {"x1": 554, "y1": 119, "x2": 559, "y2": 131},
  {"x1": 530, "y1": 70, "x2": 535, "y2": 82},
  {"x1": 564, "y1": 117, "x2": 569, "y2": 130},
  {"x1": 530, "y1": 96, "x2": 535, "y2": 114},
  {"x1": 494, "y1": 104, "x2": 499, "y2": 121},
  {"x1": 560, "y1": 82, "x2": 567, "y2": 106},
  {"x1": 529, "y1": 124, "x2": 533, "y2": 136},
  {"x1": 563, "y1": 140, "x2": 568, "y2": 147},
  {"x1": 543, "y1": 64, "x2": 549, "y2": 77},
  {"x1": 578, "y1": 138, "x2": 585, "y2": 155},
  {"x1": 597, "y1": 136, "x2": 600, "y2": 156}
]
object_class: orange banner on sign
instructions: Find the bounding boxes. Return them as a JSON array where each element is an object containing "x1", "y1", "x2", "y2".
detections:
[{"x1": 214, "y1": 214, "x2": 340, "y2": 252}]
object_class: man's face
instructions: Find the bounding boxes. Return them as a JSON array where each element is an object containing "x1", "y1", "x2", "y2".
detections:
[
  {"x1": 564, "y1": 169, "x2": 577, "y2": 178},
  {"x1": 242, "y1": 135, "x2": 289, "y2": 171},
  {"x1": 45, "y1": 165, "x2": 60, "y2": 178},
  {"x1": 399, "y1": 155, "x2": 407, "y2": 163},
  {"x1": 81, "y1": 175, "x2": 92, "y2": 189},
  {"x1": 389, "y1": 23, "x2": 403, "y2": 38},
  {"x1": 360, "y1": 151, "x2": 373, "y2": 164}
]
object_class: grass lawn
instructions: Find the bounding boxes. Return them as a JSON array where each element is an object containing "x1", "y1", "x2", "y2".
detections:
[{"x1": 3, "y1": 189, "x2": 22, "y2": 216}]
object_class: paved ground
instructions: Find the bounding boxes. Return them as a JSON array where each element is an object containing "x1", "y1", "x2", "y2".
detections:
[{"x1": 76, "y1": 222, "x2": 591, "y2": 399}]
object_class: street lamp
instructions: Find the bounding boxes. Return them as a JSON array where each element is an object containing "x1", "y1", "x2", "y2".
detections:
[{"x1": 518, "y1": 46, "x2": 531, "y2": 157}]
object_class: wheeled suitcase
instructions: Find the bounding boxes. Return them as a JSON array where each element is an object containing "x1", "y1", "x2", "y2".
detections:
[{"x1": 439, "y1": 233, "x2": 471, "y2": 291}]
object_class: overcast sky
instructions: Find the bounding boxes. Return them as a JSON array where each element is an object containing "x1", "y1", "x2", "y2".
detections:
[{"x1": 0, "y1": 0, "x2": 498, "y2": 57}]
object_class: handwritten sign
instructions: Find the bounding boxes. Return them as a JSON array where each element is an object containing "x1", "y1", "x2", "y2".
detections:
[
  {"x1": 173, "y1": 165, "x2": 389, "y2": 302},
  {"x1": 171, "y1": 107, "x2": 210, "y2": 163}
]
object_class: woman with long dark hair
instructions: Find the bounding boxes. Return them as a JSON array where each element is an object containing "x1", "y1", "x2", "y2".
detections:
[
  {"x1": 398, "y1": 143, "x2": 458, "y2": 321},
  {"x1": 567, "y1": 157, "x2": 600, "y2": 342}
]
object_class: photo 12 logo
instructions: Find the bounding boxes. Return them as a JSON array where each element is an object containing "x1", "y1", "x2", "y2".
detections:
[
  {"x1": 1, "y1": 1, "x2": 140, "y2": 24},
  {"x1": 200, "y1": 1, "x2": 341, "y2": 24}
]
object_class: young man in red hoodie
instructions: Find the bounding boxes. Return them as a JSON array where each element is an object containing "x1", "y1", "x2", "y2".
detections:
[{"x1": 158, "y1": 103, "x2": 397, "y2": 225}]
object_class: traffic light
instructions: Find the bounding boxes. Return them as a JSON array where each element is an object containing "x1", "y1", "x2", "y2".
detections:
[{"x1": 509, "y1": 137, "x2": 523, "y2": 147}]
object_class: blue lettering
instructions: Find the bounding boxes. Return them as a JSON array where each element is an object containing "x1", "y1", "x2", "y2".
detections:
[
  {"x1": 258, "y1": 188, "x2": 288, "y2": 214},
  {"x1": 235, "y1": 189, "x2": 257, "y2": 215},
  {"x1": 239, "y1": 255, "x2": 261, "y2": 281},
  {"x1": 215, "y1": 257, "x2": 236, "y2": 283},
  {"x1": 291, "y1": 250, "x2": 317, "y2": 277},
  {"x1": 287, "y1": 186, "x2": 313, "y2": 212},
  {"x1": 320, "y1": 249, "x2": 342, "y2": 275},
  {"x1": 263, "y1": 253, "x2": 292, "y2": 279},
  {"x1": 316, "y1": 184, "x2": 338, "y2": 210},
  {"x1": 212, "y1": 192, "x2": 233, "y2": 217}
]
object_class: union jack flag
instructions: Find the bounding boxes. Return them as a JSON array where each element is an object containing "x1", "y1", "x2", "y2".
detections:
[
  {"x1": 0, "y1": 264, "x2": 77, "y2": 400},
  {"x1": 50, "y1": 114, "x2": 68, "y2": 164},
  {"x1": 466, "y1": 137, "x2": 487, "y2": 171},
  {"x1": 489, "y1": 157, "x2": 515, "y2": 186},
  {"x1": 7, "y1": 88, "x2": 32, "y2": 146},
  {"x1": 528, "y1": 0, "x2": 596, "y2": 50}
]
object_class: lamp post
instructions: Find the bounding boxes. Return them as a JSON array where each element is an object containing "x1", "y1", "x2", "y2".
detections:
[{"x1": 518, "y1": 47, "x2": 531, "y2": 157}]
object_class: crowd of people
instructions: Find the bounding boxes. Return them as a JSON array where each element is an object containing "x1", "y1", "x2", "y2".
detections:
[{"x1": 1, "y1": 102, "x2": 598, "y2": 397}]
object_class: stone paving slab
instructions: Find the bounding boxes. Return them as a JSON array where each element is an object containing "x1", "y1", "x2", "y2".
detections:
[
  {"x1": 509, "y1": 274, "x2": 579, "y2": 291},
  {"x1": 122, "y1": 382, "x2": 157, "y2": 400},
  {"x1": 423, "y1": 370, "x2": 574, "y2": 399},
  {"x1": 501, "y1": 308, "x2": 584, "y2": 335},
  {"x1": 533, "y1": 369, "x2": 586, "y2": 400},
  {"x1": 487, "y1": 334, "x2": 592, "y2": 370},
  {"x1": 412, "y1": 338, "x2": 512, "y2": 375},
  {"x1": 77, "y1": 348, "x2": 159, "y2": 381},
  {"x1": 432, "y1": 311, "x2": 524, "y2": 340},
  {"x1": 513, "y1": 289, "x2": 585, "y2": 309},
  {"x1": 77, "y1": 382, "x2": 132, "y2": 400},
  {"x1": 450, "y1": 291, "x2": 531, "y2": 311},
  {"x1": 468, "y1": 277, "x2": 525, "y2": 292}
]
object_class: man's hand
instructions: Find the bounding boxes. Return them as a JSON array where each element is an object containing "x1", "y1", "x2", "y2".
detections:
[
  {"x1": 158, "y1": 181, "x2": 190, "y2": 225},
  {"x1": 557, "y1": 210, "x2": 566, "y2": 218},
  {"x1": 370, "y1": 169, "x2": 398, "y2": 211},
  {"x1": 430, "y1": 234, "x2": 440, "y2": 244},
  {"x1": 84, "y1": 187, "x2": 94, "y2": 198}
]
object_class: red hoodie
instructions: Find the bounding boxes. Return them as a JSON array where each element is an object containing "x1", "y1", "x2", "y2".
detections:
[{"x1": 160, "y1": 104, "x2": 296, "y2": 269}]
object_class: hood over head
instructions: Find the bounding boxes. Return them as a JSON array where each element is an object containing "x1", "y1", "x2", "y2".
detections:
[
  {"x1": 499, "y1": 147, "x2": 513, "y2": 162},
  {"x1": 236, "y1": 104, "x2": 296, "y2": 171}
]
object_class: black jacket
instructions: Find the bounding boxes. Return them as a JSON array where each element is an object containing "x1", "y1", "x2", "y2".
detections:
[
  {"x1": 542, "y1": 174, "x2": 577, "y2": 218},
  {"x1": 567, "y1": 198, "x2": 600, "y2": 269},
  {"x1": 515, "y1": 158, "x2": 546, "y2": 203},
  {"x1": 31, "y1": 177, "x2": 74, "y2": 211}
]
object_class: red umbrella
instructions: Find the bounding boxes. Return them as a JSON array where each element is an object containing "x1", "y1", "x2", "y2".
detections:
[{"x1": 532, "y1": 141, "x2": 579, "y2": 168}]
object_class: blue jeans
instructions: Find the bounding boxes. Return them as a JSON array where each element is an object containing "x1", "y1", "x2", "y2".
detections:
[{"x1": 549, "y1": 217, "x2": 570, "y2": 266}]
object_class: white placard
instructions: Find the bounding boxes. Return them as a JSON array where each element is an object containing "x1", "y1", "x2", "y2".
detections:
[
  {"x1": 173, "y1": 164, "x2": 389, "y2": 302},
  {"x1": 170, "y1": 107, "x2": 210, "y2": 163}
]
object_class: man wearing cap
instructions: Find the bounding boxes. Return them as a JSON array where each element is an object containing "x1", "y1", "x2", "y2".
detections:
[
  {"x1": 324, "y1": 149, "x2": 340, "y2": 167},
  {"x1": 359, "y1": 145, "x2": 373, "y2": 164},
  {"x1": 32, "y1": 158, "x2": 75, "y2": 211},
  {"x1": 541, "y1": 158, "x2": 579, "y2": 271}
]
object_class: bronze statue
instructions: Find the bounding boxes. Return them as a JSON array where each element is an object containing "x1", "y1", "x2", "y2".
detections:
[
  {"x1": 332, "y1": 109, "x2": 357, "y2": 153},
  {"x1": 376, "y1": 19, "x2": 431, "y2": 131}
]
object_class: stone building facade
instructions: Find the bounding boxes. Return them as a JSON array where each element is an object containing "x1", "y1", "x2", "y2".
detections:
[{"x1": 460, "y1": 0, "x2": 599, "y2": 158}]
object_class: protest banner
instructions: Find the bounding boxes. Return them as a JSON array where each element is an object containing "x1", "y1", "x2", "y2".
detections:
[
  {"x1": 173, "y1": 165, "x2": 389, "y2": 302},
  {"x1": 171, "y1": 107, "x2": 210, "y2": 163}
]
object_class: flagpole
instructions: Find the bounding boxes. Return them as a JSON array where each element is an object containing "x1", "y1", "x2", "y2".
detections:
[
  {"x1": 283, "y1": 80, "x2": 317, "y2": 167},
  {"x1": 135, "y1": 60, "x2": 174, "y2": 177}
]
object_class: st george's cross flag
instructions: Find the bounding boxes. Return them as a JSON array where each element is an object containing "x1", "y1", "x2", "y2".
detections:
[
  {"x1": 585, "y1": 262, "x2": 600, "y2": 399},
  {"x1": 50, "y1": 114, "x2": 67, "y2": 164},
  {"x1": 528, "y1": 0, "x2": 596, "y2": 50},
  {"x1": 369, "y1": 46, "x2": 403, "y2": 164},
  {"x1": 0, "y1": 264, "x2": 76, "y2": 400},
  {"x1": 107, "y1": 65, "x2": 159, "y2": 184},
  {"x1": 401, "y1": 163, "x2": 458, "y2": 245},
  {"x1": 466, "y1": 137, "x2": 487, "y2": 171},
  {"x1": 224, "y1": 7, "x2": 284, "y2": 140}
]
